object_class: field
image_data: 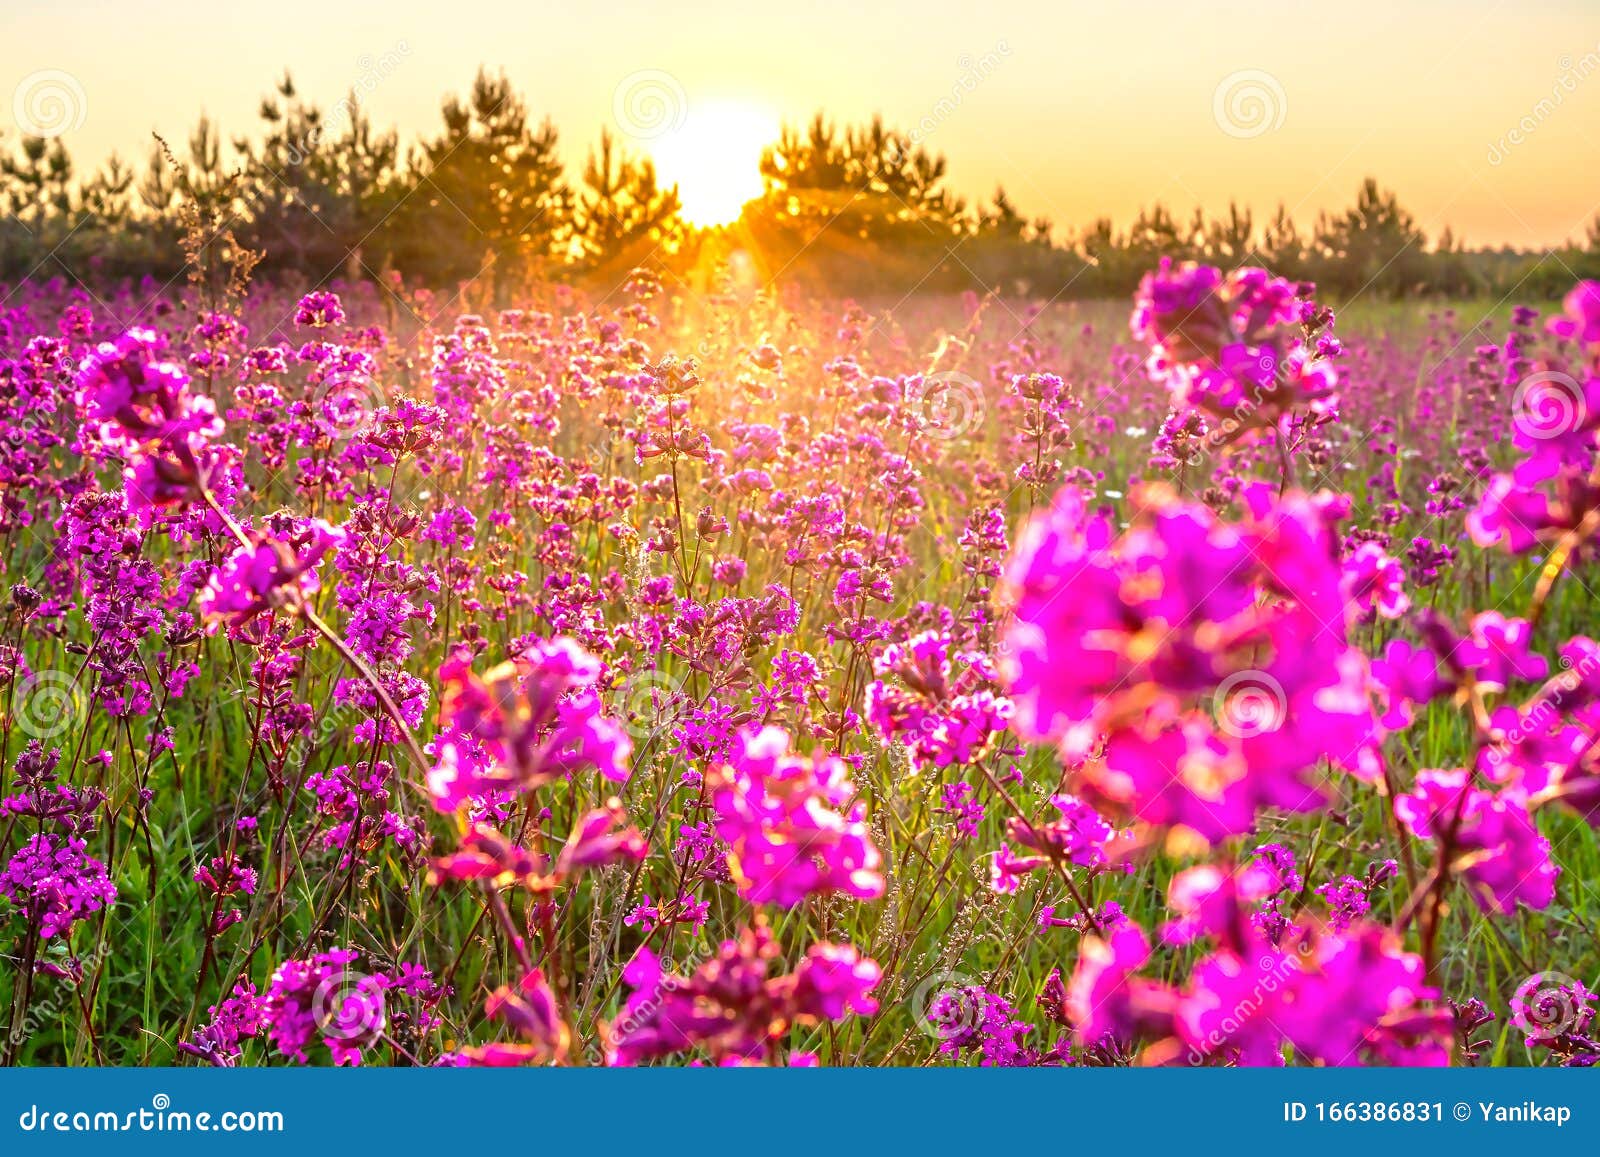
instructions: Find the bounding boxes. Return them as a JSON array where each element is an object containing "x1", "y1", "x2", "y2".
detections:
[{"x1": 1, "y1": 264, "x2": 1598, "y2": 1068}]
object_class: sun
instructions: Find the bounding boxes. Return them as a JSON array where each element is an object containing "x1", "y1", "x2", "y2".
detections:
[{"x1": 650, "y1": 102, "x2": 776, "y2": 228}]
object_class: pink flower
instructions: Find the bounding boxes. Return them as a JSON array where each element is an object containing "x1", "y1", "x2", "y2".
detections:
[
  {"x1": 989, "y1": 842, "x2": 1044, "y2": 895},
  {"x1": 294, "y1": 290, "x2": 346, "y2": 329},
  {"x1": 707, "y1": 726, "x2": 884, "y2": 907},
  {"x1": 1340, "y1": 543, "x2": 1410, "y2": 621},
  {"x1": 1546, "y1": 280, "x2": 1600, "y2": 344},
  {"x1": 75, "y1": 328, "x2": 222, "y2": 453},
  {"x1": 552, "y1": 800, "x2": 649, "y2": 876},
  {"x1": 429, "y1": 800, "x2": 646, "y2": 890},
  {"x1": 428, "y1": 825, "x2": 544, "y2": 887},
  {"x1": 1370, "y1": 639, "x2": 1448, "y2": 730},
  {"x1": 264, "y1": 949, "x2": 385, "y2": 1066},
  {"x1": 1003, "y1": 483, "x2": 1379, "y2": 843},
  {"x1": 865, "y1": 631, "x2": 1013, "y2": 769},
  {"x1": 791, "y1": 943, "x2": 882, "y2": 1020},
  {"x1": 1458, "y1": 612, "x2": 1548, "y2": 692},
  {"x1": 0, "y1": 834, "x2": 117, "y2": 939},
  {"x1": 1394, "y1": 769, "x2": 1557, "y2": 914},
  {"x1": 1131, "y1": 261, "x2": 1336, "y2": 425},
  {"x1": 1176, "y1": 924, "x2": 1447, "y2": 1066},
  {"x1": 1004, "y1": 793, "x2": 1118, "y2": 870},
  {"x1": 1065, "y1": 909, "x2": 1449, "y2": 1066},
  {"x1": 74, "y1": 327, "x2": 225, "y2": 510},
  {"x1": 1162, "y1": 862, "x2": 1284, "y2": 950},
  {"x1": 477, "y1": 968, "x2": 568, "y2": 1064},
  {"x1": 1065, "y1": 922, "x2": 1175, "y2": 1048},
  {"x1": 1466, "y1": 474, "x2": 1551, "y2": 552},
  {"x1": 429, "y1": 638, "x2": 632, "y2": 808},
  {"x1": 199, "y1": 518, "x2": 344, "y2": 628},
  {"x1": 610, "y1": 922, "x2": 879, "y2": 1065}
]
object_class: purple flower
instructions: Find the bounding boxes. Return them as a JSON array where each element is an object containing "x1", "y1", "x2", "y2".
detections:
[
  {"x1": 475, "y1": 968, "x2": 568, "y2": 1065},
  {"x1": 1002, "y1": 483, "x2": 1379, "y2": 842},
  {"x1": 0, "y1": 833, "x2": 117, "y2": 939},
  {"x1": 1340, "y1": 542, "x2": 1410, "y2": 621},
  {"x1": 610, "y1": 922, "x2": 879, "y2": 1065},
  {"x1": 429, "y1": 638, "x2": 632, "y2": 809},
  {"x1": 1394, "y1": 769, "x2": 1557, "y2": 914},
  {"x1": 199, "y1": 518, "x2": 344, "y2": 629},
  {"x1": 294, "y1": 290, "x2": 346, "y2": 330},
  {"x1": 263, "y1": 948, "x2": 386, "y2": 1066},
  {"x1": 1546, "y1": 281, "x2": 1600, "y2": 344},
  {"x1": 707, "y1": 726, "x2": 885, "y2": 908}
]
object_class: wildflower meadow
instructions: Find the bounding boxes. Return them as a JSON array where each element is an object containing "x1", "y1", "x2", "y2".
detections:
[
  {"x1": 3, "y1": 8, "x2": 1600, "y2": 1082},
  {"x1": 2, "y1": 259, "x2": 1597, "y2": 1070}
]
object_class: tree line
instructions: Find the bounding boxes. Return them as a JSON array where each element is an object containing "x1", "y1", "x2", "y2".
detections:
[{"x1": 2, "y1": 68, "x2": 1594, "y2": 301}]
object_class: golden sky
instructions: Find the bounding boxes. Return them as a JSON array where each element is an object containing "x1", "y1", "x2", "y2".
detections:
[{"x1": 4, "y1": 0, "x2": 1599, "y2": 247}]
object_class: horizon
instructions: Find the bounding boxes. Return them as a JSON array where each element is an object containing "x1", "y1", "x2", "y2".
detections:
[{"x1": 4, "y1": 0, "x2": 1600, "y2": 250}]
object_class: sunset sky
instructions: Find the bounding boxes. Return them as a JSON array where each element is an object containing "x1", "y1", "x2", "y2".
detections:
[{"x1": 4, "y1": 0, "x2": 1599, "y2": 247}]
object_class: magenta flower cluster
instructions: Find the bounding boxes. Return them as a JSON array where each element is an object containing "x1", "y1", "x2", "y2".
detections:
[{"x1": 1003, "y1": 481, "x2": 1376, "y2": 842}]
